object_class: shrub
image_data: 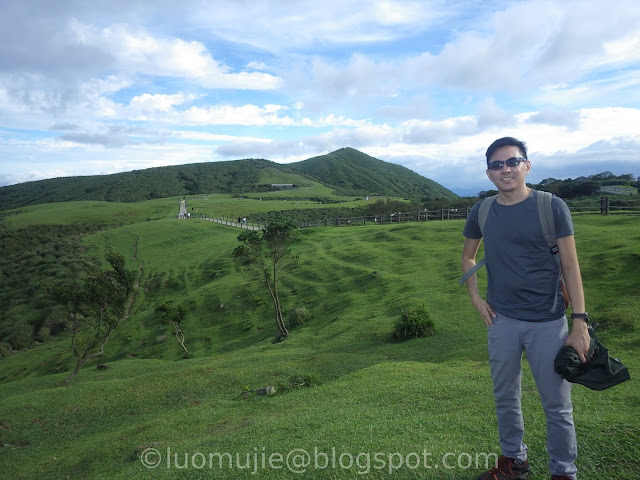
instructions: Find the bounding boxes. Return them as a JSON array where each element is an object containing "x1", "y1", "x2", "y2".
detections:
[
  {"x1": 286, "y1": 307, "x2": 311, "y2": 329},
  {"x1": 392, "y1": 305, "x2": 435, "y2": 341},
  {"x1": 37, "y1": 326, "x2": 51, "y2": 342},
  {"x1": 7, "y1": 320, "x2": 34, "y2": 350},
  {"x1": 0, "y1": 341, "x2": 14, "y2": 358}
]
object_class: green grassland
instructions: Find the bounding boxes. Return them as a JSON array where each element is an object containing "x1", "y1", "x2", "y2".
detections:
[
  {"x1": 3, "y1": 198, "x2": 180, "y2": 228},
  {"x1": 0, "y1": 204, "x2": 638, "y2": 479}
]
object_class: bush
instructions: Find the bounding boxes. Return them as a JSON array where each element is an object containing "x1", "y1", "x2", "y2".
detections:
[
  {"x1": 286, "y1": 307, "x2": 311, "y2": 329},
  {"x1": 0, "y1": 341, "x2": 15, "y2": 358},
  {"x1": 7, "y1": 320, "x2": 34, "y2": 350},
  {"x1": 37, "y1": 326, "x2": 51, "y2": 342},
  {"x1": 392, "y1": 305, "x2": 435, "y2": 341}
]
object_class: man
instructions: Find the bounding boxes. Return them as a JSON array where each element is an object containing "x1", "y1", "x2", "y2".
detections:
[{"x1": 461, "y1": 137, "x2": 591, "y2": 480}]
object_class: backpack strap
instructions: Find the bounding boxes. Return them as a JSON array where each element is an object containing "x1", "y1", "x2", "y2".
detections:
[
  {"x1": 535, "y1": 189, "x2": 568, "y2": 311},
  {"x1": 458, "y1": 195, "x2": 497, "y2": 285},
  {"x1": 536, "y1": 190, "x2": 557, "y2": 254}
]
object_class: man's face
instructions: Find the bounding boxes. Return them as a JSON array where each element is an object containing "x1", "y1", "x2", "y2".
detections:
[{"x1": 485, "y1": 145, "x2": 530, "y2": 192}]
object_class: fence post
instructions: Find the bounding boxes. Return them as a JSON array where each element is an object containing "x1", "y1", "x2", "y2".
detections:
[
  {"x1": 363, "y1": 215, "x2": 366, "y2": 225},
  {"x1": 600, "y1": 197, "x2": 610, "y2": 215},
  {"x1": 440, "y1": 209, "x2": 444, "y2": 220}
]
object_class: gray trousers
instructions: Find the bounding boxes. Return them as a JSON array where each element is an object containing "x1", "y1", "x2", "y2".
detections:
[{"x1": 487, "y1": 313, "x2": 577, "y2": 479}]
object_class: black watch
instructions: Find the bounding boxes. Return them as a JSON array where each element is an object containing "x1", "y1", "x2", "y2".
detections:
[{"x1": 570, "y1": 312, "x2": 589, "y2": 321}]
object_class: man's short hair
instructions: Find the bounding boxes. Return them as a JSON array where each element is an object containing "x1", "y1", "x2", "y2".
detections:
[{"x1": 486, "y1": 137, "x2": 528, "y2": 164}]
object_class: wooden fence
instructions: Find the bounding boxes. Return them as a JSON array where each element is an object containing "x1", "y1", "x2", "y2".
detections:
[{"x1": 186, "y1": 197, "x2": 638, "y2": 230}]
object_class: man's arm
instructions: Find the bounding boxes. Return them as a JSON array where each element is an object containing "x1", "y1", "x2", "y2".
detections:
[
  {"x1": 462, "y1": 237, "x2": 496, "y2": 326},
  {"x1": 557, "y1": 234, "x2": 590, "y2": 363}
]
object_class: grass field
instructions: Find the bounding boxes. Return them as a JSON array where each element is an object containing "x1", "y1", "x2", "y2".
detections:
[{"x1": 0, "y1": 207, "x2": 638, "y2": 479}]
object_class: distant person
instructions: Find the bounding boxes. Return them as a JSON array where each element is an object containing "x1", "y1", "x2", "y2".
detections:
[{"x1": 461, "y1": 137, "x2": 590, "y2": 480}]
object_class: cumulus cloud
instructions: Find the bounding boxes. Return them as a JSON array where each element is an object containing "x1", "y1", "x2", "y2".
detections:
[
  {"x1": 578, "y1": 137, "x2": 640, "y2": 153},
  {"x1": 189, "y1": 0, "x2": 448, "y2": 52},
  {"x1": 476, "y1": 98, "x2": 515, "y2": 128},
  {"x1": 58, "y1": 132, "x2": 135, "y2": 148},
  {"x1": 402, "y1": 117, "x2": 478, "y2": 144},
  {"x1": 69, "y1": 20, "x2": 282, "y2": 90},
  {"x1": 526, "y1": 109, "x2": 582, "y2": 129},
  {"x1": 50, "y1": 122, "x2": 81, "y2": 131}
]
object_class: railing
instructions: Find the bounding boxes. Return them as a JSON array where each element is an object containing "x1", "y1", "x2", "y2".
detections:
[{"x1": 181, "y1": 197, "x2": 638, "y2": 230}]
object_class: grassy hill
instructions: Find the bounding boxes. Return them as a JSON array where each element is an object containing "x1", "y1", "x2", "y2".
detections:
[
  {"x1": 0, "y1": 148, "x2": 457, "y2": 212},
  {"x1": 0, "y1": 159, "x2": 286, "y2": 211},
  {"x1": 288, "y1": 147, "x2": 456, "y2": 199},
  {"x1": 0, "y1": 201, "x2": 638, "y2": 479}
]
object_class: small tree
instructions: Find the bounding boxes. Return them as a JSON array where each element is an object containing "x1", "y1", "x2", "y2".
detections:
[
  {"x1": 157, "y1": 300, "x2": 188, "y2": 353},
  {"x1": 48, "y1": 252, "x2": 135, "y2": 386},
  {"x1": 233, "y1": 222, "x2": 298, "y2": 338}
]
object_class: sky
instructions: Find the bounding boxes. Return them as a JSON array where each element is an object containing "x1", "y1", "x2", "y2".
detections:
[{"x1": 1, "y1": 0, "x2": 640, "y2": 196}]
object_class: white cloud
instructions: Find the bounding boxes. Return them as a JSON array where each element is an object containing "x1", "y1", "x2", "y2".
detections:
[
  {"x1": 526, "y1": 109, "x2": 581, "y2": 130},
  {"x1": 69, "y1": 20, "x2": 282, "y2": 90},
  {"x1": 476, "y1": 98, "x2": 516, "y2": 128},
  {"x1": 188, "y1": 0, "x2": 448, "y2": 52}
]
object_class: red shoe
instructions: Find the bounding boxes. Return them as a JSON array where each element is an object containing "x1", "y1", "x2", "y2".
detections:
[
  {"x1": 476, "y1": 455, "x2": 531, "y2": 480},
  {"x1": 551, "y1": 476, "x2": 575, "y2": 480}
]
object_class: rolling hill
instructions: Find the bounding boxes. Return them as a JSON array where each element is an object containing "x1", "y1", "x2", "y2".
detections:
[
  {"x1": 0, "y1": 148, "x2": 457, "y2": 211},
  {"x1": 288, "y1": 147, "x2": 456, "y2": 199}
]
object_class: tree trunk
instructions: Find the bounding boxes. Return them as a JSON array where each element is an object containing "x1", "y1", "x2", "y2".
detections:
[
  {"x1": 61, "y1": 326, "x2": 114, "y2": 386},
  {"x1": 62, "y1": 357, "x2": 87, "y2": 387},
  {"x1": 273, "y1": 267, "x2": 288, "y2": 337}
]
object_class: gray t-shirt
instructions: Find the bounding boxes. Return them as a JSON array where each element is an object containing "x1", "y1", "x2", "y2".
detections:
[{"x1": 463, "y1": 190, "x2": 574, "y2": 321}]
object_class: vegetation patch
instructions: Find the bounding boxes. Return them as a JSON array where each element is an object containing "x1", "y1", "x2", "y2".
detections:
[{"x1": 392, "y1": 304, "x2": 436, "y2": 341}]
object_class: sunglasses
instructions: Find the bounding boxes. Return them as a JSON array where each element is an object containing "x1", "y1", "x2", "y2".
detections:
[{"x1": 487, "y1": 157, "x2": 527, "y2": 171}]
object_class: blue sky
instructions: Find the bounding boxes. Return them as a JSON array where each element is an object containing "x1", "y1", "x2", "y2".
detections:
[{"x1": 1, "y1": 0, "x2": 639, "y2": 196}]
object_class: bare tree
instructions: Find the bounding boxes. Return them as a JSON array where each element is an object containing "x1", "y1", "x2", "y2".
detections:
[
  {"x1": 157, "y1": 300, "x2": 188, "y2": 353},
  {"x1": 233, "y1": 222, "x2": 298, "y2": 339}
]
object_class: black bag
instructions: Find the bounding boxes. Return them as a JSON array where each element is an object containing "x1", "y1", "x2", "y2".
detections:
[{"x1": 554, "y1": 323, "x2": 630, "y2": 391}]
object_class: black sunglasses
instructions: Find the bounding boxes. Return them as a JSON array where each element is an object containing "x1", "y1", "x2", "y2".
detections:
[{"x1": 487, "y1": 157, "x2": 527, "y2": 171}]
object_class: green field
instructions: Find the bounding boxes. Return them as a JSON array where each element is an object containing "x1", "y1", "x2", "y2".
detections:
[{"x1": 0, "y1": 199, "x2": 638, "y2": 479}]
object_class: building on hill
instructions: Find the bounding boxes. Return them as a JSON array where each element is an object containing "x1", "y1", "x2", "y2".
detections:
[{"x1": 271, "y1": 184, "x2": 294, "y2": 188}]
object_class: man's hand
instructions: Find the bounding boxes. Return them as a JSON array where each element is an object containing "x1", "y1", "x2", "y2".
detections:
[
  {"x1": 471, "y1": 295, "x2": 497, "y2": 327},
  {"x1": 565, "y1": 319, "x2": 591, "y2": 363}
]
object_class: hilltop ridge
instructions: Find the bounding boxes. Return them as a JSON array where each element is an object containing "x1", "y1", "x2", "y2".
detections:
[{"x1": 0, "y1": 148, "x2": 457, "y2": 211}]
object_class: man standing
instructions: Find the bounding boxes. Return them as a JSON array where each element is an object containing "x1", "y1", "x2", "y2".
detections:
[{"x1": 461, "y1": 137, "x2": 590, "y2": 480}]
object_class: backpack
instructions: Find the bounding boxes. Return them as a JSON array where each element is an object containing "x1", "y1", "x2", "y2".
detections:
[{"x1": 458, "y1": 190, "x2": 569, "y2": 311}]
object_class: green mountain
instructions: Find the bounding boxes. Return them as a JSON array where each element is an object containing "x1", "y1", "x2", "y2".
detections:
[
  {"x1": 0, "y1": 158, "x2": 278, "y2": 211},
  {"x1": 289, "y1": 147, "x2": 456, "y2": 199},
  {"x1": 0, "y1": 148, "x2": 456, "y2": 211}
]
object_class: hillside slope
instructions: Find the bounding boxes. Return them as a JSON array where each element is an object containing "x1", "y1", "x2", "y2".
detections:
[
  {"x1": 289, "y1": 147, "x2": 457, "y2": 199},
  {"x1": 0, "y1": 159, "x2": 281, "y2": 211},
  {"x1": 0, "y1": 148, "x2": 456, "y2": 211}
]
